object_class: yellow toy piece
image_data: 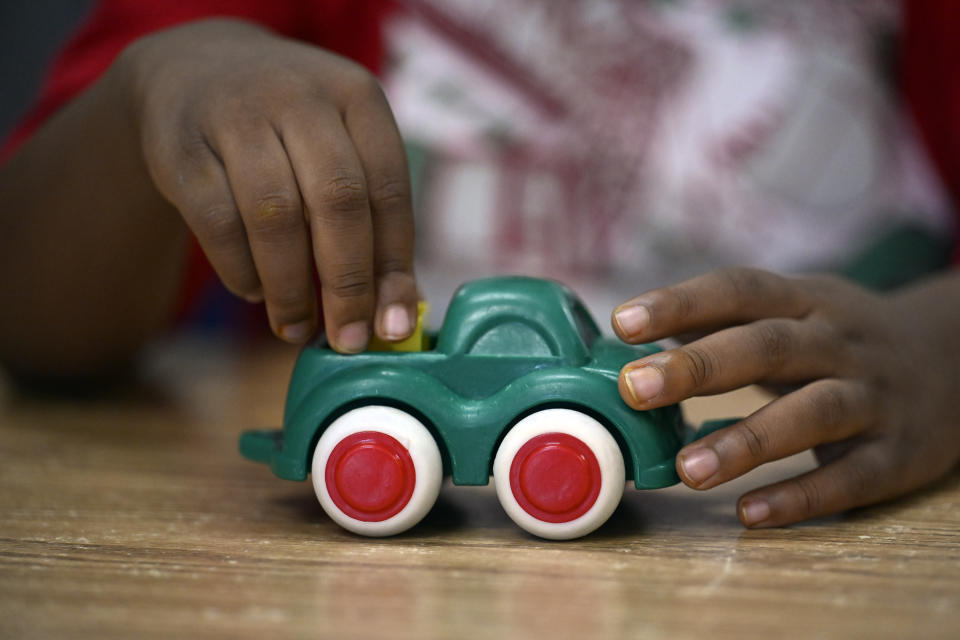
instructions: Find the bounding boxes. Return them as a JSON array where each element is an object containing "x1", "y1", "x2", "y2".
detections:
[{"x1": 368, "y1": 301, "x2": 428, "y2": 352}]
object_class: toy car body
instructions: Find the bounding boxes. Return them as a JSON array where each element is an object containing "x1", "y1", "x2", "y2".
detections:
[{"x1": 240, "y1": 276, "x2": 690, "y2": 539}]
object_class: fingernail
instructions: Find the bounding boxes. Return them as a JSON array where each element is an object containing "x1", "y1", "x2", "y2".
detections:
[
  {"x1": 679, "y1": 447, "x2": 719, "y2": 486},
  {"x1": 280, "y1": 321, "x2": 311, "y2": 343},
  {"x1": 244, "y1": 290, "x2": 264, "y2": 304},
  {"x1": 741, "y1": 499, "x2": 771, "y2": 526},
  {"x1": 382, "y1": 304, "x2": 411, "y2": 340},
  {"x1": 336, "y1": 321, "x2": 369, "y2": 353},
  {"x1": 614, "y1": 305, "x2": 650, "y2": 336},
  {"x1": 626, "y1": 366, "x2": 664, "y2": 402}
]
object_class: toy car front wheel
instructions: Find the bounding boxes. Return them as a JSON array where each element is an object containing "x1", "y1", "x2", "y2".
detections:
[
  {"x1": 312, "y1": 406, "x2": 442, "y2": 537},
  {"x1": 494, "y1": 408, "x2": 625, "y2": 540}
]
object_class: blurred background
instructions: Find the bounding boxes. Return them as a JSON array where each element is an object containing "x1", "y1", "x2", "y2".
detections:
[
  {"x1": 0, "y1": 1, "x2": 93, "y2": 140},
  {"x1": 385, "y1": 0, "x2": 954, "y2": 317},
  {"x1": 2, "y1": 0, "x2": 955, "y2": 327}
]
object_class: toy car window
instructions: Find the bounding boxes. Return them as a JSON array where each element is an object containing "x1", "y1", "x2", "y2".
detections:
[
  {"x1": 571, "y1": 302, "x2": 599, "y2": 349},
  {"x1": 469, "y1": 322, "x2": 553, "y2": 357}
]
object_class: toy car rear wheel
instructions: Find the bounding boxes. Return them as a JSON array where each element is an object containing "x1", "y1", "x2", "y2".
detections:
[
  {"x1": 312, "y1": 405, "x2": 442, "y2": 537},
  {"x1": 494, "y1": 408, "x2": 625, "y2": 540}
]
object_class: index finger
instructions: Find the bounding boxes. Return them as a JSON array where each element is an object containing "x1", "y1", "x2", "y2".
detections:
[{"x1": 611, "y1": 268, "x2": 812, "y2": 344}]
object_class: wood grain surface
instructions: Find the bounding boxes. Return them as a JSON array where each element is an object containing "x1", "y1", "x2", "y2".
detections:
[{"x1": 1, "y1": 338, "x2": 958, "y2": 639}]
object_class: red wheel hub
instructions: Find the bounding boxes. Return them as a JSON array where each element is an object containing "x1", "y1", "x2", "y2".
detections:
[
  {"x1": 509, "y1": 432, "x2": 602, "y2": 523},
  {"x1": 325, "y1": 431, "x2": 416, "y2": 522}
]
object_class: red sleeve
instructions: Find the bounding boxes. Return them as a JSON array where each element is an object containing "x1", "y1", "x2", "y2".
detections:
[
  {"x1": 901, "y1": 0, "x2": 960, "y2": 261},
  {"x1": 1, "y1": 0, "x2": 393, "y2": 323}
]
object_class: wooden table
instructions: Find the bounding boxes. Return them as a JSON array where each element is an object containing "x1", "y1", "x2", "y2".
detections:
[{"x1": 1, "y1": 338, "x2": 958, "y2": 639}]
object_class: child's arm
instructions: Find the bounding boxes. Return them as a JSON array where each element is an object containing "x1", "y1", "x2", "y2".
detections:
[
  {"x1": 0, "y1": 19, "x2": 418, "y2": 377},
  {"x1": 612, "y1": 267, "x2": 960, "y2": 527}
]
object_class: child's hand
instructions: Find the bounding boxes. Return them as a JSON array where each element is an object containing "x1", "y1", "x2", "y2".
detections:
[
  {"x1": 122, "y1": 19, "x2": 418, "y2": 351},
  {"x1": 612, "y1": 268, "x2": 960, "y2": 527}
]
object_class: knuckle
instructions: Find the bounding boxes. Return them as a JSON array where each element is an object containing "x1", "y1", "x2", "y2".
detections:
[
  {"x1": 816, "y1": 318, "x2": 848, "y2": 358},
  {"x1": 725, "y1": 266, "x2": 761, "y2": 292},
  {"x1": 214, "y1": 105, "x2": 263, "y2": 138},
  {"x1": 253, "y1": 190, "x2": 300, "y2": 218},
  {"x1": 843, "y1": 461, "x2": 874, "y2": 504},
  {"x1": 676, "y1": 345, "x2": 719, "y2": 389},
  {"x1": 723, "y1": 267, "x2": 776, "y2": 303},
  {"x1": 248, "y1": 191, "x2": 302, "y2": 233},
  {"x1": 754, "y1": 321, "x2": 793, "y2": 374},
  {"x1": 348, "y1": 69, "x2": 386, "y2": 102},
  {"x1": 368, "y1": 178, "x2": 411, "y2": 212},
  {"x1": 811, "y1": 382, "x2": 849, "y2": 429},
  {"x1": 176, "y1": 131, "x2": 213, "y2": 164},
  {"x1": 734, "y1": 418, "x2": 769, "y2": 459},
  {"x1": 320, "y1": 171, "x2": 368, "y2": 214},
  {"x1": 793, "y1": 475, "x2": 824, "y2": 517},
  {"x1": 245, "y1": 194, "x2": 304, "y2": 241},
  {"x1": 196, "y1": 205, "x2": 244, "y2": 247},
  {"x1": 328, "y1": 267, "x2": 373, "y2": 299},
  {"x1": 376, "y1": 256, "x2": 412, "y2": 277},
  {"x1": 670, "y1": 286, "x2": 698, "y2": 322}
]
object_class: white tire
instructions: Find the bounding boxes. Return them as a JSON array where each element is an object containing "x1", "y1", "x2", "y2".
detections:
[
  {"x1": 494, "y1": 408, "x2": 625, "y2": 540},
  {"x1": 312, "y1": 406, "x2": 442, "y2": 537}
]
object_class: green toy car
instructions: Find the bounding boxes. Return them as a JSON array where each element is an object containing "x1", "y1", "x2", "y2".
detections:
[{"x1": 240, "y1": 276, "x2": 694, "y2": 540}]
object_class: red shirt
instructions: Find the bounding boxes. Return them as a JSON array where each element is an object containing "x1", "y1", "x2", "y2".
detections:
[{"x1": 902, "y1": 1, "x2": 960, "y2": 261}]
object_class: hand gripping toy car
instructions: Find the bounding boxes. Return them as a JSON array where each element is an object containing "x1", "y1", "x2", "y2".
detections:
[{"x1": 240, "y1": 276, "x2": 722, "y2": 540}]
